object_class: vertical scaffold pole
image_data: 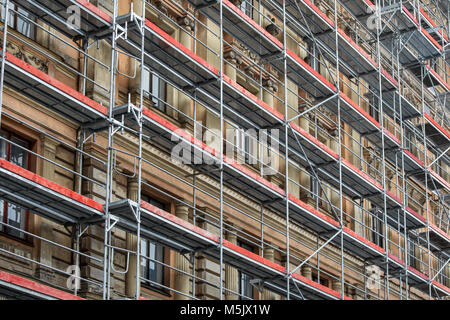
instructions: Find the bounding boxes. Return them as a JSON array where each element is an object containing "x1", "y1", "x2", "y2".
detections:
[
  {"x1": 0, "y1": 0, "x2": 10, "y2": 126},
  {"x1": 134, "y1": 0, "x2": 146, "y2": 300},
  {"x1": 103, "y1": 0, "x2": 118, "y2": 300},
  {"x1": 282, "y1": 0, "x2": 290, "y2": 300},
  {"x1": 219, "y1": 0, "x2": 224, "y2": 301},
  {"x1": 332, "y1": 0, "x2": 344, "y2": 300},
  {"x1": 375, "y1": 0, "x2": 390, "y2": 299}
]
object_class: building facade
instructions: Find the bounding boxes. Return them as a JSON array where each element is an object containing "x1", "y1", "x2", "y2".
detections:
[{"x1": 0, "y1": 0, "x2": 448, "y2": 300}]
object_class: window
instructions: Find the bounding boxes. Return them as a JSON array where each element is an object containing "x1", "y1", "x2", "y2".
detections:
[
  {"x1": 0, "y1": 130, "x2": 30, "y2": 239},
  {"x1": 238, "y1": 0, "x2": 253, "y2": 19},
  {"x1": 237, "y1": 241, "x2": 254, "y2": 300},
  {"x1": 1, "y1": 3, "x2": 35, "y2": 39},
  {"x1": 142, "y1": 68, "x2": 167, "y2": 113},
  {"x1": 140, "y1": 195, "x2": 166, "y2": 289},
  {"x1": 311, "y1": 178, "x2": 320, "y2": 205},
  {"x1": 370, "y1": 208, "x2": 384, "y2": 249},
  {"x1": 368, "y1": 91, "x2": 380, "y2": 123},
  {"x1": 244, "y1": 129, "x2": 258, "y2": 166},
  {"x1": 312, "y1": 273, "x2": 329, "y2": 287}
]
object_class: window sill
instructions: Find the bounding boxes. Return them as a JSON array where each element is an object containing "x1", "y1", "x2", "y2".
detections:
[
  {"x1": 0, "y1": 231, "x2": 34, "y2": 247},
  {"x1": 141, "y1": 283, "x2": 171, "y2": 298}
]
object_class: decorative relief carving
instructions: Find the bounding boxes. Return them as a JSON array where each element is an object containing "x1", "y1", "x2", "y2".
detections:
[
  {"x1": 315, "y1": 105, "x2": 337, "y2": 130},
  {"x1": 265, "y1": 18, "x2": 280, "y2": 37},
  {"x1": 229, "y1": 0, "x2": 243, "y2": 7},
  {"x1": 154, "y1": 0, "x2": 169, "y2": 17},
  {"x1": 328, "y1": 128, "x2": 338, "y2": 138},
  {"x1": 177, "y1": 15, "x2": 195, "y2": 31},
  {"x1": 6, "y1": 41, "x2": 48, "y2": 73},
  {"x1": 262, "y1": 78, "x2": 278, "y2": 93},
  {"x1": 224, "y1": 48, "x2": 242, "y2": 66}
]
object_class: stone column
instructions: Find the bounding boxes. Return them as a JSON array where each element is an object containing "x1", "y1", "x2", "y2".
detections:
[
  {"x1": 285, "y1": 79, "x2": 301, "y2": 199},
  {"x1": 177, "y1": 16, "x2": 195, "y2": 126},
  {"x1": 352, "y1": 128, "x2": 361, "y2": 168},
  {"x1": 174, "y1": 204, "x2": 191, "y2": 299},
  {"x1": 204, "y1": 112, "x2": 221, "y2": 151},
  {"x1": 261, "y1": 78, "x2": 280, "y2": 179},
  {"x1": 298, "y1": 106, "x2": 312, "y2": 203},
  {"x1": 198, "y1": 15, "x2": 220, "y2": 68},
  {"x1": 35, "y1": 135, "x2": 58, "y2": 282},
  {"x1": 332, "y1": 279, "x2": 341, "y2": 295},
  {"x1": 263, "y1": 246, "x2": 277, "y2": 300},
  {"x1": 224, "y1": 49, "x2": 242, "y2": 82},
  {"x1": 262, "y1": 78, "x2": 278, "y2": 109},
  {"x1": 225, "y1": 229, "x2": 238, "y2": 300},
  {"x1": 35, "y1": 22, "x2": 50, "y2": 49},
  {"x1": 126, "y1": 178, "x2": 139, "y2": 298},
  {"x1": 354, "y1": 199, "x2": 363, "y2": 237},
  {"x1": 301, "y1": 265, "x2": 312, "y2": 280},
  {"x1": 198, "y1": 15, "x2": 221, "y2": 151},
  {"x1": 328, "y1": 129, "x2": 340, "y2": 210},
  {"x1": 195, "y1": 208, "x2": 221, "y2": 299}
]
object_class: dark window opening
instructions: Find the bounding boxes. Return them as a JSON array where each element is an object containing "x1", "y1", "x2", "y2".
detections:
[
  {"x1": 370, "y1": 208, "x2": 384, "y2": 249},
  {"x1": 312, "y1": 273, "x2": 329, "y2": 287}
]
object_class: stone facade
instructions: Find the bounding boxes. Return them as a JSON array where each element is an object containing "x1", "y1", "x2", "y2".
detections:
[{"x1": 0, "y1": 0, "x2": 447, "y2": 301}]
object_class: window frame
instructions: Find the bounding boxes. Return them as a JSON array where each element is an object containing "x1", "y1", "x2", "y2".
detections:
[
  {"x1": 139, "y1": 194, "x2": 168, "y2": 293},
  {"x1": 312, "y1": 272, "x2": 329, "y2": 288},
  {"x1": 142, "y1": 68, "x2": 167, "y2": 114},
  {"x1": 238, "y1": 0, "x2": 253, "y2": 19},
  {"x1": 237, "y1": 240, "x2": 255, "y2": 300},
  {"x1": 1, "y1": 3, "x2": 36, "y2": 40},
  {"x1": 0, "y1": 129, "x2": 31, "y2": 241}
]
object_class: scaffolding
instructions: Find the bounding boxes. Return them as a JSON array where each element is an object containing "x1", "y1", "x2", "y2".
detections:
[{"x1": 0, "y1": 0, "x2": 447, "y2": 300}]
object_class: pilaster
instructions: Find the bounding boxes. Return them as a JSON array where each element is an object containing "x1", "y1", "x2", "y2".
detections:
[
  {"x1": 174, "y1": 203, "x2": 191, "y2": 299},
  {"x1": 34, "y1": 135, "x2": 59, "y2": 282},
  {"x1": 225, "y1": 227, "x2": 238, "y2": 300}
]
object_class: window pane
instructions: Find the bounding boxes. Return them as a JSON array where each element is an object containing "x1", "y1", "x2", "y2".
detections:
[
  {"x1": 237, "y1": 241, "x2": 254, "y2": 299},
  {"x1": 10, "y1": 137, "x2": 28, "y2": 168},
  {"x1": 149, "y1": 242, "x2": 156, "y2": 281},
  {"x1": 140, "y1": 239, "x2": 148, "y2": 279},
  {"x1": 0, "y1": 133, "x2": 29, "y2": 239},
  {"x1": 151, "y1": 74, "x2": 159, "y2": 106},
  {"x1": 158, "y1": 78, "x2": 166, "y2": 112},
  {"x1": 140, "y1": 195, "x2": 165, "y2": 287},
  {"x1": 142, "y1": 68, "x2": 150, "y2": 96},
  {"x1": 0, "y1": 132, "x2": 6, "y2": 159},
  {"x1": 17, "y1": 8, "x2": 33, "y2": 38},
  {"x1": 0, "y1": 3, "x2": 15, "y2": 28},
  {"x1": 150, "y1": 74, "x2": 166, "y2": 113},
  {"x1": 6, "y1": 203, "x2": 26, "y2": 239},
  {"x1": 239, "y1": 0, "x2": 252, "y2": 18},
  {"x1": 0, "y1": 200, "x2": 3, "y2": 233}
]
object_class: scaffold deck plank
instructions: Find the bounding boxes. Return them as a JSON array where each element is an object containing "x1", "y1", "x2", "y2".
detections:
[
  {"x1": 116, "y1": 16, "x2": 283, "y2": 130},
  {"x1": 13, "y1": 0, "x2": 112, "y2": 39},
  {"x1": 0, "y1": 158, "x2": 104, "y2": 225},
  {"x1": 423, "y1": 113, "x2": 450, "y2": 149},
  {"x1": 109, "y1": 199, "x2": 348, "y2": 300},
  {"x1": 3, "y1": 53, "x2": 108, "y2": 124},
  {"x1": 423, "y1": 224, "x2": 450, "y2": 255},
  {"x1": 193, "y1": 0, "x2": 283, "y2": 58},
  {"x1": 381, "y1": 5, "x2": 443, "y2": 60},
  {"x1": 0, "y1": 270, "x2": 84, "y2": 300}
]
